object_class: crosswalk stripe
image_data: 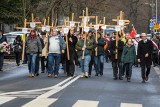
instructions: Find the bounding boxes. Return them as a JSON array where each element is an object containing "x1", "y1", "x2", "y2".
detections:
[
  {"x1": 121, "y1": 103, "x2": 143, "y2": 107},
  {"x1": 72, "y1": 100, "x2": 99, "y2": 107},
  {"x1": 0, "y1": 96, "x2": 16, "y2": 105},
  {"x1": 22, "y1": 98, "x2": 57, "y2": 107}
]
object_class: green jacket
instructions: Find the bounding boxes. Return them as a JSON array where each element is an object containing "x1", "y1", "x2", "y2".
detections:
[
  {"x1": 76, "y1": 39, "x2": 94, "y2": 58},
  {"x1": 121, "y1": 45, "x2": 136, "y2": 64}
]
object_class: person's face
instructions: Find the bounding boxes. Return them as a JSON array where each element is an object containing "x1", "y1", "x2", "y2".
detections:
[
  {"x1": 52, "y1": 29, "x2": 58, "y2": 36},
  {"x1": 31, "y1": 31, "x2": 35, "y2": 35},
  {"x1": 141, "y1": 34, "x2": 147, "y2": 40},
  {"x1": 0, "y1": 32, "x2": 2, "y2": 36},
  {"x1": 70, "y1": 30, "x2": 74, "y2": 35},
  {"x1": 97, "y1": 33, "x2": 100, "y2": 38},
  {"x1": 42, "y1": 35, "x2": 46, "y2": 38},
  {"x1": 136, "y1": 37, "x2": 140, "y2": 40},
  {"x1": 125, "y1": 34, "x2": 130, "y2": 39},
  {"x1": 127, "y1": 39, "x2": 132, "y2": 45}
]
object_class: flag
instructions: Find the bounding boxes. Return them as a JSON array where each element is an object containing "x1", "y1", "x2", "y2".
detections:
[{"x1": 130, "y1": 26, "x2": 136, "y2": 38}]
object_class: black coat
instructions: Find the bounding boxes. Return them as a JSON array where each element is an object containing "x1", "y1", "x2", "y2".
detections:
[
  {"x1": 95, "y1": 37, "x2": 106, "y2": 56},
  {"x1": 137, "y1": 39, "x2": 153, "y2": 66},
  {"x1": 109, "y1": 40, "x2": 124, "y2": 62}
]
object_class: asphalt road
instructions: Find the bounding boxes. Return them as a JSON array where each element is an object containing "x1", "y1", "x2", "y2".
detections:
[{"x1": 0, "y1": 61, "x2": 160, "y2": 107}]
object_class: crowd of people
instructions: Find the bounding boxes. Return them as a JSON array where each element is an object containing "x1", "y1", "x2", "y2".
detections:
[{"x1": 0, "y1": 28, "x2": 160, "y2": 83}]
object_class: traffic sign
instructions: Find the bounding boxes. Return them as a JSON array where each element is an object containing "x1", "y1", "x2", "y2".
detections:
[
  {"x1": 154, "y1": 22, "x2": 159, "y2": 30},
  {"x1": 150, "y1": 22, "x2": 154, "y2": 28}
]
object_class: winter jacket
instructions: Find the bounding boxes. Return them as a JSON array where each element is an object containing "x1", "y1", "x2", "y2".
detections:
[
  {"x1": 95, "y1": 37, "x2": 106, "y2": 56},
  {"x1": 25, "y1": 36, "x2": 42, "y2": 54},
  {"x1": 121, "y1": 45, "x2": 136, "y2": 64},
  {"x1": 76, "y1": 39, "x2": 94, "y2": 58}
]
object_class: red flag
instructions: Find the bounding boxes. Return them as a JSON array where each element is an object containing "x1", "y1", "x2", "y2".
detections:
[{"x1": 130, "y1": 27, "x2": 136, "y2": 38}]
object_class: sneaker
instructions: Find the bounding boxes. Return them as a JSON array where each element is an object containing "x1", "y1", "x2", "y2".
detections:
[
  {"x1": 28, "y1": 73, "x2": 32, "y2": 77},
  {"x1": 31, "y1": 74, "x2": 34, "y2": 77},
  {"x1": 85, "y1": 72, "x2": 88, "y2": 78},
  {"x1": 81, "y1": 73, "x2": 85, "y2": 77},
  {"x1": 54, "y1": 75, "x2": 58, "y2": 78},
  {"x1": 113, "y1": 77, "x2": 118, "y2": 80},
  {"x1": 48, "y1": 74, "x2": 52, "y2": 77}
]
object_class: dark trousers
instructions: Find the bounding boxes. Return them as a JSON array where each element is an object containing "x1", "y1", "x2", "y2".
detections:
[
  {"x1": 0, "y1": 53, "x2": 4, "y2": 69},
  {"x1": 124, "y1": 63, "x2": 133, "y2": 78},
  {"x1": 152, "y1": 53, "x2": 158, "y2": 66},
  {"x1": 66, "y1": 55, "x2": 75, "y2": 76},
  {"x1": 89, "y1": 55, "x2": 95, "y2": 75},
  {"x1": 41, "y1": 56, "x2": 48, "y2": 72},
  {"x1": 141, "y1": 65, "x2": 151, "y2": 79},
  {"x1": 15, "y1": 52, "x2": 21, "y2": 65},
  {"x1": 94, "y1": 55, "x2": 104, "y2": 75},
  {"x1": 112, "y1": 61, "x2": 122, "y2": 78}
]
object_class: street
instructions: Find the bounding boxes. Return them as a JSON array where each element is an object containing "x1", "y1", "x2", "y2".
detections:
[{"x1": 0, "y1": 61, "x2": 160, "y2": 107}]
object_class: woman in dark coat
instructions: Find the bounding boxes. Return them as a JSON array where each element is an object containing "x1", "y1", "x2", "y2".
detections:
[
  {"x1": 137, "y1": 33, "x2": 153, "y2": 83},
  {"x1": 13, "y1": 35, "x2": 22, "y2": 66},
  {"x1": 63, "y1": 29, "x2": 78, "y2": 76}
]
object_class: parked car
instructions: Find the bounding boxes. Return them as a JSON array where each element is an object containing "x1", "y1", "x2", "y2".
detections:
[{"x1": 3, "y1": 31, "x2": 30, "y2": 59}]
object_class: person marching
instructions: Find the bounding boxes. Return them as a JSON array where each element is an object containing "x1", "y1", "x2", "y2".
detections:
[
  {"x1": 47, "y1": 28, "x2": 66, "y2": 78},
  {"x1": 0, "y1": 30, "x2": 7, "y2": 71},
  {"x1": 13, "y1": 35, "x2": 23, "y2": 66},
  {"x1": 76, "y1": 32, "x2": 94, "y2": 78},
  {"x1": 109, "y1": 33, "x2": 124, "y2": 80},
  {"x1": 26, "y1": 30, "x2": 42, "y2": 77},
  {"x1": 88, "y1": 30, "x2": 96, "y2": 77},
  {"x1": 121, "y1": 38, "x2": 136, "y2": 82},
  {"x1": 40, "y1": 32, "x2": 48, "y2": 73},
  {"x1": 94, "y1": 32, "x2": 106, "y2": 76},
  {"x1": 64, "y1": 29, "x2": 78, "y2": 77},
  {"x1": 132, "y1": 34, "x2": 141, "y2": 67},
  {"x1": 137, "y1": 33, "x2": 153, "y2": 83}
]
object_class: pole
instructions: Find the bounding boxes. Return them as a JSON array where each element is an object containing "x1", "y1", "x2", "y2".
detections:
[
  {"x1": 156, "y1": 0, "x2": 158, "y2": 22},
  {"x1": 95, "y1": 16, "x2": 98, "y2": 56},
  {"x1": 22, "y1": 19, "x2": 27, "y2": 62}
]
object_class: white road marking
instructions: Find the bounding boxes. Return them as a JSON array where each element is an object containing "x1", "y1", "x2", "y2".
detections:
[
  {"x1": 0, "y1": 96, "x2": 16, "y2": 105},
  {"x1": 0, "y1": 76, "x2": 74, "y2": 96},
  {"x1": 72, "y1": 100, "x2": 99, "y2": 107},
  {"x1": 22, "y1": 98, "x2": 57, "y2": 107},
  {"x1": 37, "y1": 75, "x2": 81, "y2": 99},
  {"x1": 120, "y1": 103, "x2": 143, "y2": 107}
]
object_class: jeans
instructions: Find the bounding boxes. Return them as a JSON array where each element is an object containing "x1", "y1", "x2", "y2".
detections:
[
  {"x1": 48, "y1": 53, "x2": 61, "y2": 75},
  {"x1": 94, "y1": 55, "x2": 104, "y2": 75},
  {"x1": 124, "y1": 63, "x2": 133, "y2": 78},
  {"x1": 15, "y1": 52, "x2": 21, "y2": 65},
  {"x1": 27, "y1": 53, "x2": 37, "y2": 74},
  {"x1": 112, "y1": 61, "x2": 122, "y2": 78},
  {"x1": 78, "y1": 55, "x2": 91, "y2": 73},
  {"x1": 0, "y1": 53, "x2": 4, "y2": 69}
]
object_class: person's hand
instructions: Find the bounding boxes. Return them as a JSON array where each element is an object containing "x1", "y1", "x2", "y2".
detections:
[
  {"x1": 69, "y1": 38, "x2": 73, "y2": 42},
  {"x1": 82, "y1": 48, "x2": 85, "y2": 51},
  {"x1": 39, "y1": 54, "x2": 42, "y2": 57},
  {"x1": 95, "y1": 47, "x2": 97, "y2": 51},
  {"x1": 83, "y1": 45, "x2": 86, "y2": 48},
  {"x1": 138, "y1": 59, "x2": 141, "y2": 62},
  {"x1": 96, "y1": 41, "x2": 98, "y2": 44},
  {"x1": 62, "y1": 50, "x2": 65, "y2": 53},
  {"x1": 145, "y1": 53, "x2": 149, "y2": 58}
]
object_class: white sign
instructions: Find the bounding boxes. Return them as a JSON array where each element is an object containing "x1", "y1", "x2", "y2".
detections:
[
  {"x1": 63, "y1": 28, "x2": 69, "y2": 34},
  {"x1": 102, "y1": 25, "x2": 106, "y2": 30},
  {"x1": 22, "y1": 28, "x2": 28, "y2": 34},
  {"x1": 42, "y1": 27, "x2": 46, "y2": 31},
  {"x1": 70, "y1": 21, "x2": 75, "y2": 27},
  {"x1": 77, "y1": 27, "x2": 79, "y2": 31},
  {"x1": 115, "y1": 26, "x2": 121, "y2": 31},
  {"x1": 45, "y1": 26, "x2": 50, "y2": 32},
  {"x1": 94, "y1": 25, "x2": 99, "y2": 30},
  {"x1": 84, "y1": 27, "x2": 90, "y2": 32},
  {"x1": 30, "y1": 22, "x2": 36, "y2": 28},
  {"x1": 119, "y1": 20, "x2": 124, "y2": 26}
]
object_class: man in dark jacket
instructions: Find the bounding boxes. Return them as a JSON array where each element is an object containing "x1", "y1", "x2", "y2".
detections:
[
  {"x1": 94, "y1": 32, "x2": 106, "y2": 76},
  {"x1": 109, "y1": 33, "x2": 124, "y2": 80},
  {"x1": 137, "y1": 33, "x2": 153, "y2": 83},
  {"x1": 0, "y1": 30, "x2": 7, "y2": 71}
]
